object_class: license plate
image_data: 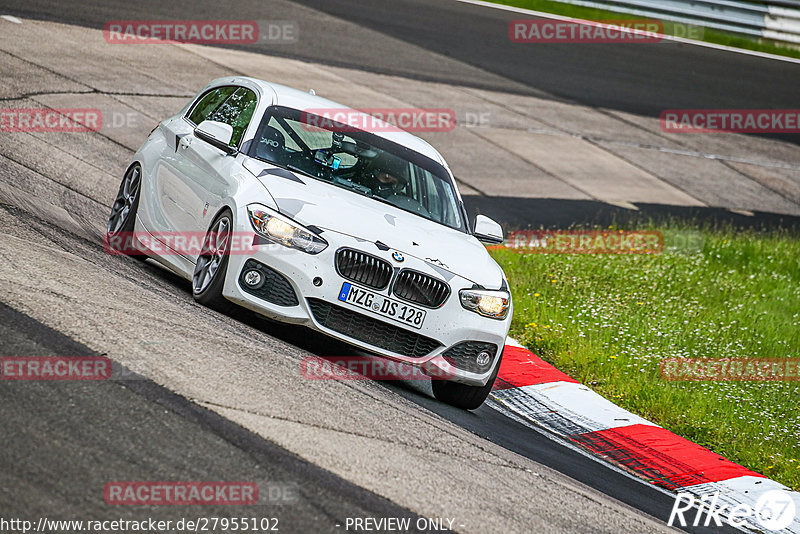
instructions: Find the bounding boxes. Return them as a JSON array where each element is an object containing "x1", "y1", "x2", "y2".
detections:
[{"x1": 338, "y1": 282, "x2": 426, "y2": 329}]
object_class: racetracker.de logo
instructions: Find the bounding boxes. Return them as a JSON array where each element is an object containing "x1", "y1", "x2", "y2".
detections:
[
  {"x1": 301, "y1": 356, "x2": 455, "y2": 381},
  {"x1": 661, "y1": 358, "x2": 800, "y2": 381},
  {"x1": 300, "y1": 108, "x2": 457, "y2": 133},
  {"x1": 660, "y1": 109, "x2": 800, "y2": 133},
  {"x1": 1, "y1": 357, "x2": 112, "y2": 380},
  {"x1": 104, "y1": 231, "x2": 258, "y2": 256},
  {"x1": 1, "y1": 108, "x2": 102, "y2": 132},
  {"x1": 497, "y1": 230, "x2": 663, "y2": 254},
  {"x1": 509, "y1": 19, "x2": 663, "y2": 43},
  {"x1": 103, "y1": 20, "x2": 259, "y2": 44},
  {"x1": 104, "y1": 482, "x2": 258, "y2": 505}
]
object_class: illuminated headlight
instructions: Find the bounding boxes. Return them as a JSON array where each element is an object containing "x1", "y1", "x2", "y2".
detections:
[
  {"x1": 247, "y1": 204, "x2": 327, "y2": 254},
  {"x1": 459, "y1": 289, "x2": 510, "y2": 319}
]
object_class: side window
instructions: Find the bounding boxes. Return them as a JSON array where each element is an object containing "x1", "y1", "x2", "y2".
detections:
[
  {"x1": 424, "y1": 174, "x2": 443, "y2": 221},
  {"x1": 413, "y1": 168, "x2": 459, "y2": 227},
  {"x1": 209, "y1": 88, "x2": 258, "y2": 146},
  {"x1": 433, "y1": 177, "x2": 460, "y2": 227},
  {"x1": 187, "y1": 86, "x2": 237, "y2": 126}
]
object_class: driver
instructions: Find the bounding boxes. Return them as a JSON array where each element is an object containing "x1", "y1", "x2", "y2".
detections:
[
  {"x1": 376, "y1": 169, "x2": 401, "y2": 188},
  {"x1": 366, "y1": 157, "x2": 408, "y2": 198}
]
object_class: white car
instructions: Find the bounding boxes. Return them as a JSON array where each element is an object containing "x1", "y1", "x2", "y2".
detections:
[{"x1": 107, "y1": 77, "x2": 512, "y2": 409}]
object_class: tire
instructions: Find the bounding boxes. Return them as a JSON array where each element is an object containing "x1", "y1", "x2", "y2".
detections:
[
  {"x1": 106, "y1": 163, "x2": 146, "y2": 260},
  {"x1": 192, "y1": 208, "x2": 235, "y2": 314},
  {"x1": 432, "y1": 351, "x2": 503, "y2": 410}
]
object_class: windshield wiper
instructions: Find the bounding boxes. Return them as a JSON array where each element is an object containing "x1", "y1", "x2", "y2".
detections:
[
  {"x1": 367, "y1": 193, "x2": 396, "y2": 207},
  {"x1": 330, "y1": 177, "x2": 372, "y2": 196}
]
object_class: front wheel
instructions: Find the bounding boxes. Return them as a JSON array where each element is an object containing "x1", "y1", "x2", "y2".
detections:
[
  {"x1": 192, "y1": 209, "x2": 235, "y2": 314},
  {"x1": 432, "y1": 352, "x2": 502, "y2": 410},
  {"x1": 106, "y1": 163, "x2": 145, "y2": 259}
]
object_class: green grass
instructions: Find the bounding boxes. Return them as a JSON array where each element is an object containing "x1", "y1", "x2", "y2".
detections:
[
  {"x1": 491, "y1": 224, "x2": 800, "y2": 489},
  {"x1": 492, "y1": 0, "x2": 800, "y2": 60}
]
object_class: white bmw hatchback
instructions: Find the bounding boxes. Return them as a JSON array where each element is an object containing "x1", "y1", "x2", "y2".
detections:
[{"x1": 107, "y1": 77, "x2": 512, "y2": 409}]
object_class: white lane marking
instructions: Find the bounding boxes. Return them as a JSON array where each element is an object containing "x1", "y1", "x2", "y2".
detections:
[
  {"x1": 492, "y1": 381, "x2": 659, "y2": 432},
  {"x1": 499, "y1": 342, "x2": 657, "y2": 431},
  {"x1": 455, "y1": 0, "x2": 800, "y2": 65},
  {"x1": 504, "y1": 335, "x2": 524, "y2": 348},
  {"x1": 1, "y1": 15, "x2": 23, "y2": 24}
]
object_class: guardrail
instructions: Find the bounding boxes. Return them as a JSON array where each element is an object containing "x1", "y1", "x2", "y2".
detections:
[{"x1": 547, "y1": 0, "x2": 800, "y2": 44}]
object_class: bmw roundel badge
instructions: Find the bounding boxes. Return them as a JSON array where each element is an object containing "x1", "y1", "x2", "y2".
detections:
[{"x1": 392, "y1": 251, "x2": 404, "y2": 262}]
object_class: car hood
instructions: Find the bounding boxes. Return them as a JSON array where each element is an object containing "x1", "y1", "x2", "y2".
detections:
[{"x1": 244, "y1": 159, "x2": 505, "y2": 288}]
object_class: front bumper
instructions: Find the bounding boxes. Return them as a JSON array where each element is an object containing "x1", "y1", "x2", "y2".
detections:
[{"x1": 221, "y1": 211, "x2": 511, "y2": 386}]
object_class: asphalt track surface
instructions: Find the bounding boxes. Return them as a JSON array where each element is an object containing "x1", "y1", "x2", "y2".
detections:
[
  {"x1": 0, "y1": 0, "x2": 792, "y2": 532},
  {"x1": 7, "y1": 0, "x2": 800, "y2": 231},
  {"x1": 0, "y1": 284, "x2": 733, "y2": 534},
  {"x1": 2, "y1": 0, "x2": 799, "y2": 127},
  {"x1": 0, "y1": 302, "x2": 428, "y2": 532}
]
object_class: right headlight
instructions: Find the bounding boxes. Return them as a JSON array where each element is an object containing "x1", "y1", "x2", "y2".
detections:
[{"x1": 459, "y1": 289, "x2": 511, "y2": 320}]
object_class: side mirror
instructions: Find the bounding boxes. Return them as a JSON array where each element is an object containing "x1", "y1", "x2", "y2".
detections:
[
  {"x1": 473, "y1": 214, "x2": 503, "y2": 244},
  {"x1": 195, "y1": 120, "x2": 237, "y2": 155}
]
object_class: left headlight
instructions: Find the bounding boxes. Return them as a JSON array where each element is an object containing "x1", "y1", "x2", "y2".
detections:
[
  {"x1": 459, "y1": 288, "x2": 511, "y2": 320},
  {"x1": 247, "y1": 204, "x2": 328, "y2": 254}
]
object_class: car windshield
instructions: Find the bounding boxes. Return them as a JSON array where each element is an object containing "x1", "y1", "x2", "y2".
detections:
[{"x1": 249, "y1": 105, "x2": 465, "y2": 231}]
